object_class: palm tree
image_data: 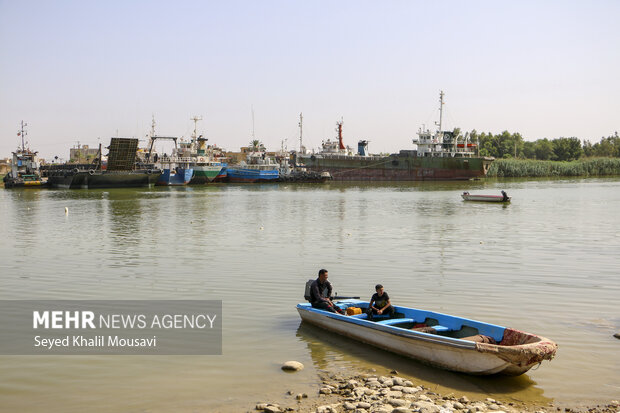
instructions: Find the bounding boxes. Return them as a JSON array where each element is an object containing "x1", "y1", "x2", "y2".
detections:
[{"x1": 249, "y1": 139, "x2": 264, "y2": 152}]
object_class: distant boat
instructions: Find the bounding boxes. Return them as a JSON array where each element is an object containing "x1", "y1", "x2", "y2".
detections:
[
  {"x1": 462, "y1": 191, "x2": 511, "y2": 202},
  {"x1": 3, "y1": 121, "x2": 47, "y2": 188},
  {"x1": 297, "y1": 299, "x2": 557, "y2": 375}
]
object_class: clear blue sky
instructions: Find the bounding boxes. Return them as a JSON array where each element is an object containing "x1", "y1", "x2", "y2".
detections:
[{"x1": 1, "y1": 0, "x2": 618, "y2": 159}]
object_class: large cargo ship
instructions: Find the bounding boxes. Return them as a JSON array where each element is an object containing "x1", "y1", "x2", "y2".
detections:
[{"x1": 297, "y1": 92, "x2": 494, "y2": 181}]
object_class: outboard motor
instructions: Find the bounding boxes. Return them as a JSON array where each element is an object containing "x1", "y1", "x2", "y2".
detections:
[{"x1": 357, "y1": 140, "x2": 369, "y2": 156}]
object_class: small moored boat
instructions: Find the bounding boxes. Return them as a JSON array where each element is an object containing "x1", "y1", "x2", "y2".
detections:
[
  {"x1": 296, "y1": 299, "x2": 556, "y2": 375},
  {"x1": 462, "y1": 190, "x2": 511, "y2": 202}
]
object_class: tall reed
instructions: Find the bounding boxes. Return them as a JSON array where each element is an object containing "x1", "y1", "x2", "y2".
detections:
[{"x1": 487, "y1": 158, "x2": 620, "y2": 177}]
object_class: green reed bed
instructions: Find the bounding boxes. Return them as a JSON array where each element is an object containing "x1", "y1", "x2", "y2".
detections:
[{"x1": 487, "y1": 158, "x2": 620, "y2": 178}]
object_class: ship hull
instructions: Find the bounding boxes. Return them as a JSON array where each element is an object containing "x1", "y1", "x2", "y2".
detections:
[
  {"x1": 48, "y1": 170, "x2": 161, "y2": 189},
  {"x1": 300, "y1": 154, "x2": 493, "y2": 181},
  {"x1": 189, "y1": 165, "x2": 223, "y2": 184},
  {"x1": 226, "y1": 168, "x2": 279, "y2": 183},
  {"x1": 156, "y1": 168, "x2": 193, "y2": 186}
]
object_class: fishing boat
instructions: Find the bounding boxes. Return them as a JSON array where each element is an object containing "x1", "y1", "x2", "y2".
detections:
[
  {"x1": 3, "y1": 122, "x2": 47, "y2": 188},
  {"x1": 296, "y1": 299, "x2": 557, "y2": 375},
  {"x1": 145, "y1": 135, "x2": 193, "y2": 186},
  {"x1": 462, "y1": 191, "x2": 511, "y2": 202},
  {"x1": 226, "y1": 157, "x2": 279, "y2": 182},
  {"x1": 297, "y1": 92, "x2": 494, "y2": 181}
]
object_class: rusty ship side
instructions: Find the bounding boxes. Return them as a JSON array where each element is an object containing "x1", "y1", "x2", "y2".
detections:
[{"x1": 300, "y1": 150, "x2": 492, "y2": 181}]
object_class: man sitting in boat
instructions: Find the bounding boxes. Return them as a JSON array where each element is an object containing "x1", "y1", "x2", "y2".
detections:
[
  {"x1": 501, "y1": 190, "x2": 509, "y2": 201},
  {"x1": 309, "y1": 269, "x2": 344, "y2": 315},
  {"x1": 366, "y1": 284, "x2": 395, "y2": 320}
]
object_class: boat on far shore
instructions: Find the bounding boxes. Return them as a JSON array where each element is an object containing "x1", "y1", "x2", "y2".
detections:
[
  {"x1": 462, "y1": 191, "x2": 511, "y2": 202},
  {"x1": 3, "y1": 121, "x2": 48, "y2": 188}
]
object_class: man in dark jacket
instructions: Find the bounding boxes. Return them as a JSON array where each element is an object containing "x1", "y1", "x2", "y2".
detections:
[{"x1": 310, "y1": 269, "x2": 344, "y2": 314}]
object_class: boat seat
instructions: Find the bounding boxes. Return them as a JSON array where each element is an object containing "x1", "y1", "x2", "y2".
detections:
[
  {"x1": 431, "y1": 325, "x2": 450, "y2": 332},
  {"x1": 376, "y1": 318, "x2": 415, "y2": 326},
  {"x1": 349, "y1": 313, "x2": 368, "y2": 319}
]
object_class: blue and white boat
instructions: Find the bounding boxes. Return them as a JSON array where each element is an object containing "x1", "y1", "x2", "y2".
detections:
[
  {"x1": 297, "y1": 299, "x2": 557, "y2": 375},
  {"x1": 227, "y1": 151, "x2": 279, "y2": 183}
]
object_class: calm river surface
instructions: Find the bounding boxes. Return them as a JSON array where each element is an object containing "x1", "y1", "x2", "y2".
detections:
[{"x1": 0, "y1": 178, "x2": 619, "y2": 412}]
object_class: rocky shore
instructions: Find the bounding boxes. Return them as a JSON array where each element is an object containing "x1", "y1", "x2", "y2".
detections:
[{"x1": 252, "y1": 367, "x2": 619, "y2": 413}]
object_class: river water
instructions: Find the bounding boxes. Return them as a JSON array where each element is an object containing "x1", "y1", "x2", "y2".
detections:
[{"x1": 0, "y1": 178, "x2": 618, "y2": 412}]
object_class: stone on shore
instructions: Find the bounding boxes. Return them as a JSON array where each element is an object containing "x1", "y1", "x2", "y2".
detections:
[{"x1": 281, "y1": 361, "x2": 304, "y2": 371}]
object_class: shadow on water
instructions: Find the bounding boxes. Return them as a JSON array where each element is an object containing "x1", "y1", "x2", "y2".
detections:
[{"x1": 295, "y1": 322, "x2": 552, "y2": 405}]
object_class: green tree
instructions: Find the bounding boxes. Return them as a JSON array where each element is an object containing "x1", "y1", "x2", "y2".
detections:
[
  {"x1": 535, "y1": 139, "x2": 555, "y2": 160},
  {"x1": 552, "y1": 137, "x2": 582, "y2": 161}
]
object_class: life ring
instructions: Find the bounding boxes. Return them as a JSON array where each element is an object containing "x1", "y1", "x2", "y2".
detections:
[
  {"x1": 88, "y1": 169, "x2": 95, "y2": 175},
  {"x1": 73, "y1": 168, "x2": 79, "y2": 174},
  {"x1": 198, "y1": 157, "x2": 205, "y2": 162},
  {"x1": 146, "y1": 169, "x2": 152, "y2": 174}
]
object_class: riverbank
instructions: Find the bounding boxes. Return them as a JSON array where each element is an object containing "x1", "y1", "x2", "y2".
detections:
[
  {"x1": 487, "y1": 158, "x2": 620, "y2": 178},
  {"x1": 253, "y1": 367, "x2": 619, "y2": 413}
]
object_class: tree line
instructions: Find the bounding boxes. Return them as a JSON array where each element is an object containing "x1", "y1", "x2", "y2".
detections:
[{"x1": 458, "y1": 130, "x2": 620, "y2": 161}]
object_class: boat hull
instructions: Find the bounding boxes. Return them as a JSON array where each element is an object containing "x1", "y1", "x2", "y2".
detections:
[
  {"x1": 189, "y1": 164, "x2": 224, "y2": 184},
  {"x1": 462, "y1": 194, "x2": 511, "y2": 202},
  {"x1": 48, "y1": 170, "x2": 161, "y2": 189},
  {"x1": 156, "y1": 168, "x2": 193, "y2": 186},
  {"x1": 297, "y1": 301, "x2": 556, "y2": 375},
  {"x1": 226, "y1": 168, "x2": 279, "y2": 183},
  {"x1": 299, "y1": 153, "x2": 493, "y2": 181}
]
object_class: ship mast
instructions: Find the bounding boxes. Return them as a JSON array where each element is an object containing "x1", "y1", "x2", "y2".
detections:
[
  {"x1": 298, "y1": 112, "x2": 303, "y2": 152},
  {"x1": 436, "y1": 90, "x2": 444, "y2": 133},
  {"x1": 190, "y1": 115, "x2": 203, "y2": 141},
  {"x1": 18, "y1": 120, "x2": 27, "y2": 151}
]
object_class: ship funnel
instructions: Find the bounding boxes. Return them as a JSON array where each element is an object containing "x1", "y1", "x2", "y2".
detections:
[{"x1": 358, "y1": 140, "x2": 369, "y2": 156}]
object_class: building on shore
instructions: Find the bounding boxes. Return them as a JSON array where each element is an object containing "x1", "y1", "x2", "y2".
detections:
[
  {"x1": 69, "y1": 144, "x2": 99, "y2": 163},
  {"x1": 0, "y1": 158, "x2": 11, "y2": 175}
]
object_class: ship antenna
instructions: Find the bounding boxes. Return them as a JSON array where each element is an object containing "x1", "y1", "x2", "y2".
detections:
[
  {"x1": 190, "y1": 115, "x2": 203, "y2": 141},
  {"x1": 299, "y1": 112, "x2": 303, "y2": 152},
  {"x1": 150, "y1": 114, "x2": 156, "y2": 137}
]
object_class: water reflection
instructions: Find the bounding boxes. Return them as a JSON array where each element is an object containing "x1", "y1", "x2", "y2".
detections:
[{"x1": 295, "y1": 322, "x2": 551, "y2": 404}]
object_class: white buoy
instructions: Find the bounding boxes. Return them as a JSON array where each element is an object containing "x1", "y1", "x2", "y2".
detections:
[{"x1": 64, "y1": 207, "x2": 68, "y2": 214}]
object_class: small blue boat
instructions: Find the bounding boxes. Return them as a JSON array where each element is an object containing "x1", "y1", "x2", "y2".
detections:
[{"x1": 297, "y1": 299, "x2": 557, "y2": 375}]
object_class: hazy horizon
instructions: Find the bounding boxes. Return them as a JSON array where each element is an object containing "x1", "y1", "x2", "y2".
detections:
[{"x1": 1, "y1": 0, "x2": 618, "y2": 160}]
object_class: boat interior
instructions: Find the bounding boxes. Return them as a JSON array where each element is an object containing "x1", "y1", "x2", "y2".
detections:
[{"x1": 328, "y1": 300, "x2": 507, "y2": 344}]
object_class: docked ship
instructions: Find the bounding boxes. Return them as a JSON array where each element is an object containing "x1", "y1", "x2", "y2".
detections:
[
  {"x1": 177, "y1": 116, "x2": 226, "y2": 184},
  {"x1": 3, "y1": 121, "x2": 47, "y2": 188},
  {"x1": 297, "y1": 92, "x2": 494, "y2": 181},
  {"x1": 226, "y1": 151, "x2": 279, "y2": 183},
  {"x1": 45, "y1": 138, "x2": 161, "y2": 188}
]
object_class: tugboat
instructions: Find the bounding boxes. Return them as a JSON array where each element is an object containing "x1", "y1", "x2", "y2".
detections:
[{"x1": 3, "y1": 121, "x2": 47, "y2": 188}]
